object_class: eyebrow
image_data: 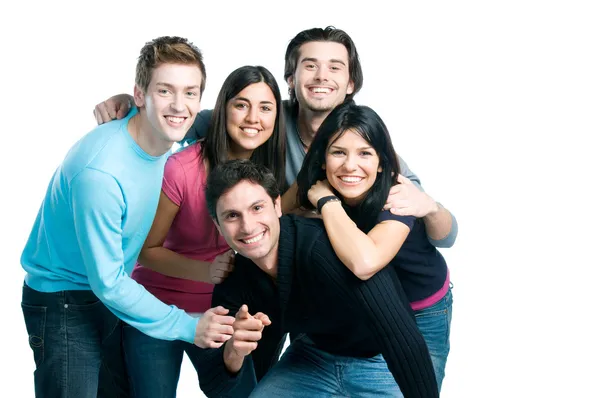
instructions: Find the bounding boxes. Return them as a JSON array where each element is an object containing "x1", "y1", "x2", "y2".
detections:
[
  {"x1": 249, "y1": 199, "x2": 267, "y2": 208},
  {"x1": 156, "y1": 82, "x2": 200, "y2": 90},
  {"x1": 330, "y1": 145, "x2": 374, "y2": 151},
  {"x1": 219, "y1": 200, "x2": 267, "y2": 218},
  {"x1": 233, "y1": 96, "x2": 275, "y2": 105},
  {"x1": 300, "y1": 57, "x2": 347, "y2": 66}
]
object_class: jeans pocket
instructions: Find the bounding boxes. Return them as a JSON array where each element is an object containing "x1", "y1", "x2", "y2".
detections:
[
  {"x1": 65, "y1": 294, "x2": 102, "y2": 311},
  {"x1": 21, "y1": 303, "x2": 46, "y2": 367}
]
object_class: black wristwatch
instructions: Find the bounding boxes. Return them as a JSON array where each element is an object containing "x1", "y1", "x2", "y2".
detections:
[{"x1": 317, "y1": 195, "x2": 341, "y2": 214}]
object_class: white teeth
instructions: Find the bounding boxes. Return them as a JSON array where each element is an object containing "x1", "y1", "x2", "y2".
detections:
[
  {"x1": 242, "y1": 232, "x2": 264, "y2": 244},
  {"x1": 311, "y1": 87, "x2": 331, "y2": 93},
  {"x1": 242, "y1": 128, "x2": 259, "y2": 135},
  {"x1": 341, "y1": 176, "x2": 363, "y2": 183},
  {"x1": 166, "y1": 116, "x2": 185, "y2": 123}
]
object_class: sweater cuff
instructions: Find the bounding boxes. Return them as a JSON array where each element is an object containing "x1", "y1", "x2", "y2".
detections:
[
  {"x1": 200, "y1": 346, "x2": 256, "y2": 397},
  {"x1": 178, "y1": 313, "x2": 199, "y2": 344}
]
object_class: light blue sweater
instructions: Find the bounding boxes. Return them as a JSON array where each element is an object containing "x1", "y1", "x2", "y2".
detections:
[{"x1": 21, "y1": 114, "x2": 198, "y2": 343}]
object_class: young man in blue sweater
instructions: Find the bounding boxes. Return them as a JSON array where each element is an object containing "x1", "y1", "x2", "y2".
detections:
[{"x1": 20, "y1": 36, "x2": 236, "y2": 397}]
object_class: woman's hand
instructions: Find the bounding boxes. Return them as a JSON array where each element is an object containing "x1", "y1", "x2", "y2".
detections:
[{"x1": 307, "y1": 180, "x2": 335, "y2": 207}]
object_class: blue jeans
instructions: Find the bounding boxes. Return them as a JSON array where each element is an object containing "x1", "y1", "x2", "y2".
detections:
[
  {"x1": 250, "y1": 335, "x2": 402, "y2": 397},
  {"x1": 21, "y1": 283, "x2": 130, "y2": 398},
  {"x1": 123, "y1": 323, "x2": 256, "y2": 398},
  {"x1": 414, "y1": 288, "x2": 453, "y2": 391},
  {"x1": 251, "y1": 289, "x2": 453, "y2": 397}
]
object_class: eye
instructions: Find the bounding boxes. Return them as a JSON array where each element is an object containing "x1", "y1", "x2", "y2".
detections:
[
  {"x1": 260, "y1": 105, "x2": 272, "y2": 112},
  {"x1": 331, "y1": 65, "x2": 341, "y2": 71},
  {"x1": 330, "y1": 150, "x2": 345, "y2": 156},
  {"x1": 305, "y1": 63, "x2": 317, "y2": 70},
  {"x1": 225, "y1": 212, "x2": 239, "y2": 220},
  {"x1": 158, "y1": 89, "x2": 170, "y2": 95},
  {"x1": 253, "y1": 205, "x2": 263, "y2": 212},
  {"x1": 186, "y1": 91, "x2": 198, "y2": 97},
  {"x1": 360, "y1": 151, "x2": 374, "y2": 156},
  {"x1": 234, "y1": 103, "x2": 248, "y2": 110}
]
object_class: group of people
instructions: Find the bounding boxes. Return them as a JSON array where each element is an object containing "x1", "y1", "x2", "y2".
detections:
[{"x1": 20, "y1": 26, "x2": 458, "y2": 398}]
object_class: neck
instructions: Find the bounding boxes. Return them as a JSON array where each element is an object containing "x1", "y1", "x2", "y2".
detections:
[
  {"x1": 227, "y1": 145, "x2": 253, "y2": 161},
  {"x1": 253, "y1": 242, "x2": 279, "y2": 280},
  {"x1": 127, "y1": 112, "x2": 172, "y2": 157},
  {"x1": 296, "y1": 107, "x2": 331, "y2": 148}
]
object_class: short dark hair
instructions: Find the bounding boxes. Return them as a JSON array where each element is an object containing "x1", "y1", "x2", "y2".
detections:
[
  {"x1": 136, "y1": 36, "x2": 206, "y2": 94},
  {"x1": 206, "y1": 159, "x2": 280, "y2": 222},
  {"x1": 284, "y1": 26, "x2": 363, "y2": 105},
  {"x1": 296, "y1": 101, "x2": 400, "y2": 231},
  {"x1": 202, "y1": 65, "x2": 287, "y2": 189}
]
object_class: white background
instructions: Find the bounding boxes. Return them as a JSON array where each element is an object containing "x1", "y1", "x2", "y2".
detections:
[{"x1": 1, "y1": 1, "x2": 599, "y2": 396}]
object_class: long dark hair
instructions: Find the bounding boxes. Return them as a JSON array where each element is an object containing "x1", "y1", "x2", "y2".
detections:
[
  {"x1": 202, "y1": 65, "x2": 286, "y2": 190},
  {"x1": 296, "y1": 101, "x2": 399, "y2": 231}
]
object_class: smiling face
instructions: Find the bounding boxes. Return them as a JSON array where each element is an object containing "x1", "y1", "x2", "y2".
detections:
[
  {"x1": 325, "y1": 129, "x2": 382, "y2": 205},
  {"x1": 226, "y1": 82, "x2": 277, "y2": 159},
  {"x1": 288, "y1": 41, "x2": 354, "y2": 113},
  {"x1": 214, "y1": 180, "x2": 282, "y2": 273},
  {"x1": 134, "y1": 63, "x2": 203, "y2": 146}
]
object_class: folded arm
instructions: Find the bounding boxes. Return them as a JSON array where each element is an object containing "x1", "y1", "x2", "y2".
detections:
[
  {"x1": 138, "y1": 191, "x2": 216, "y2": 282},
  {"x1": 320, "y1": 200, "x2": 412, "y2": 280}
]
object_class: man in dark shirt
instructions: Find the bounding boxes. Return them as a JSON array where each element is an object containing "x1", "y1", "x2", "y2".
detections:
[{"x1": 202, "y1": 159, "x2": 438, "y2": 398}]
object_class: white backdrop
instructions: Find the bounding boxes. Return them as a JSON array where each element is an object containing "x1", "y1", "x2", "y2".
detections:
[{"x1": 1, "y1": 1, "x2": 599, "y2": 396}]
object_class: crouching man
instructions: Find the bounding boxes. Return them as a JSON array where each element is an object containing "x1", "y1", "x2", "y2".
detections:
[{"x1": 202, "y1": 159, "x2": 438, "y2": 398}]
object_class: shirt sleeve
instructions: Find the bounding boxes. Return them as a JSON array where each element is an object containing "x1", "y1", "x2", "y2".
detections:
[
  {"x1": 397, "y1": 154, "x2": 422, "y2": 188},
  {"x1": 396, "y1": 155, "x2": 459, "y2": 249},
  {"x1": 377, "y1": 210, "x2": 416, "y2": 230},
  {"x1": 212, "y1": 260, "x2": 286, "y2": 382},
  {"x1": 70, "y1": 168, "x2": 198, "y2": 343},
  {"x1": 180, "y1": 109, "x2": 213, "y2": 145},
  {"x1": 161, "y1": 155, "x2": 186, "y2": 206},
  {"x1": 311, "y1": 238, "x2": 439, "y2": 397}
]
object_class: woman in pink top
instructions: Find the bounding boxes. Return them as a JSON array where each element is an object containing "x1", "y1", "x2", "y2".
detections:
[{"x1": 124, "y1": 66, "x2": 286, "y2": 398}]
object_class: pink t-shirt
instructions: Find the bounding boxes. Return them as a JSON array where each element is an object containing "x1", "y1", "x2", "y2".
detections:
[{"x1": 131, "y1": 143, "x2": 230, "y2": 313}]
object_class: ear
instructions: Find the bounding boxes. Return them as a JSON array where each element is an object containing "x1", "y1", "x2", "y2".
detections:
[
  {"x1": 286, "y1": 75, "x2": 295, "y2": 91},
  {"x1": 133, "y1": 84, "x2": 146, "y2": 108},
  {"x1": 212, "y1": 218, "x2": 223, "y2": 236},
  {"x1": 378, "y1": 165, "x2": 383, "y2": 173},
  {"x1": 274, "y1": 195, "x2": 283, "y2": 218},
  {"x1": 322, "y1": 164, "x2": 326, "y2": 170},
  {"x1": 346, "y1": 80, "x2": 355, "y2": 95}
]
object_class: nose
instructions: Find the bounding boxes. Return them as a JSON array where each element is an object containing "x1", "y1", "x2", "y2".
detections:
[
  {"x1": 315, "y1": 66, "x2": 329, "y2": 82},
  {"x1": 342, "y1": 154, "x2": 357, "y2": 171},
  {"x1": 171, "y1": 93, "x2": 185, "y2": 113},
  {"x1": 245, "y1": 105, "x2": 259, "y2": 124},
  {"x1": 239, "y1": 214, "x2": 258, "y2": 235}
]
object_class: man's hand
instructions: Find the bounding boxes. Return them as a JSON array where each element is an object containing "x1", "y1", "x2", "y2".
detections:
[
  {"x1": 384, "y1": 174, "x2": 438, "y2": 217},
  {"x1": 93, "y1": 94, "x2": 133, "y2": 125},
  {"x1": 229, "y1": 305, "x2": 271, "y2": 357},
  {"x1": 194, "y1": 306, "x2": 235, "y2": 349},
  {"x1": 308, "y1": 180, "x2": 335, "y2": 207},
  {"x1": 210, "y1": 249, "x2": 235, "y2": 284},
  {"x1": 223, "y1": 305, "x2": 271, "y2": 373}
]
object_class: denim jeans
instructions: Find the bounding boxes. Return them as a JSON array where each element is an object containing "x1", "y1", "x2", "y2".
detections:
[
  {"x1": 123, "y1": 323, "x2": 256, "y2": 398},
  {"x1": 414, "y1": 288, "x2": 453, "y2": 391},
  {"x1": 250, "y1": 289, "x2": 453, "y2": 397},
  {"x1": 21, "y1": 283, "x2": 130, "y2": 398},
  {"x1": 249, "y1": 335, "x2": 402, "y2": 397}
]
